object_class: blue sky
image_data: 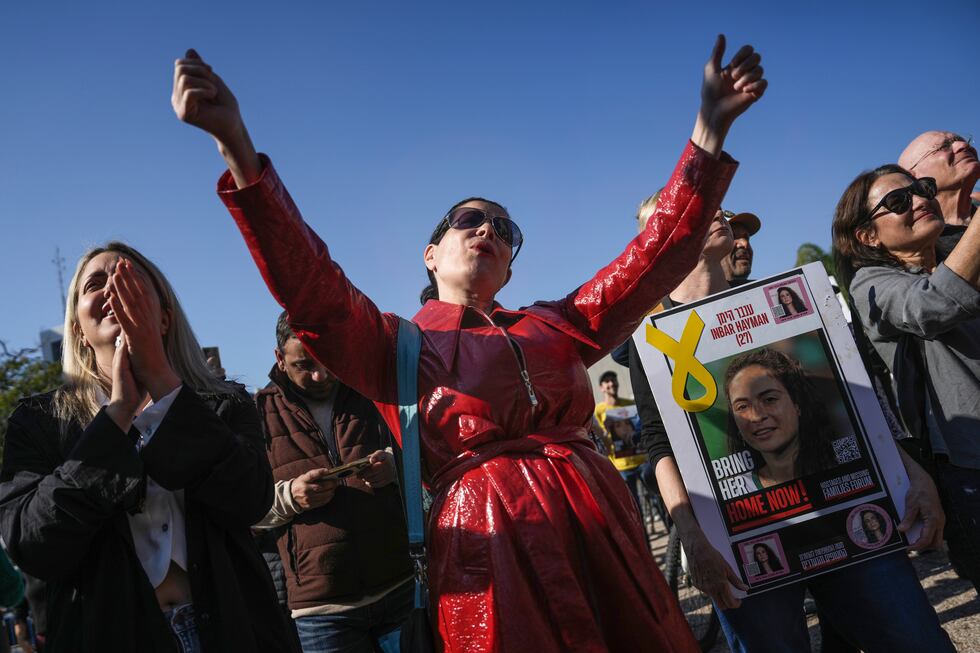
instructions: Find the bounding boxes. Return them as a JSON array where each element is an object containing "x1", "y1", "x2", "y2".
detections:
[{"x1": 2, "y1": 0, "x2": 977, "y2": 390}]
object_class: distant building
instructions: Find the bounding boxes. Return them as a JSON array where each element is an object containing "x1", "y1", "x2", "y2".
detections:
[{"x1": 40, "y1": 326, "x2": 64, "y2": 363}]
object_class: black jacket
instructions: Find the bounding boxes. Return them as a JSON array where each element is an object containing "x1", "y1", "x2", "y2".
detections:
[{"x1": 0, "y1": 386, "x2": 292, "y2": 653}]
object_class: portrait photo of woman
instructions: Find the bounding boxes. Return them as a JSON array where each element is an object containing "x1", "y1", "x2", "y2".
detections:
[
  {"x1": 751, "y1": 542, "x2": 784, "y2": 577},
  {"x1": 724, "y1": 347, "x2": 838, "y2": 490},
  {"x1": 850, "y1": 507, "x2": 892, "y2": 548},
  {"x1": 775, "y1": 285, "x2": 808, "y2": 319}
]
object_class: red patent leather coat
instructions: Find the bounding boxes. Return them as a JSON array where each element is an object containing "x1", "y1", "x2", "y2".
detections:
[{"x1": 219, "y1": 141, "x2": 736, "y2": 652}]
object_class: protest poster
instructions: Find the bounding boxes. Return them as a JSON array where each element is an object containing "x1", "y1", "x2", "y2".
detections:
[
  {"x1": 600, "y1": 405, "x2": 642, "y2": 463},
  {"x1": 632, "y1": 263, "x2": 915, "y2": 594}
]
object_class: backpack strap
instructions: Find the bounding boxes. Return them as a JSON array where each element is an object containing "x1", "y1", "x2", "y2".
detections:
[{"x1": 396, "y1": 317, "x2": 427, "y2": 607}]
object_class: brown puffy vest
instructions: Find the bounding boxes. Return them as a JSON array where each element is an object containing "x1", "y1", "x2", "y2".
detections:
[{"x1": 256, "y1": 370, "x2": 412, "y2": 609}]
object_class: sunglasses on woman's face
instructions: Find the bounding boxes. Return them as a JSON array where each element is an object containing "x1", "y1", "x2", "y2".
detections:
[
  {"x1": 444, "y1": 207, "x2": 524, "y2": 261},
  {"x1": 866, "y1": 177, "x2": 937, "y2": 221}
]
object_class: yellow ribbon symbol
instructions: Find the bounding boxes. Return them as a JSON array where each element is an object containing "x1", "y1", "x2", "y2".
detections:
[{"x1": 645, "y1": 311, "x2": 717, "y2": 412}]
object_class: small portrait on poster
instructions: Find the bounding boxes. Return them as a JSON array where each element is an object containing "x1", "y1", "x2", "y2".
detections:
[
  {"x1": 847, "y1": 504, "x2": 894, "y2": 550},
  {"x1": 764, "y1": 278, "x2": 813, "y2": 323},
  {"x1": 603, "y1": 405, "x2": 641, "y2": 462},
  {"x1": 739, "y1": 536, "x2": 790, "y2": 582}
]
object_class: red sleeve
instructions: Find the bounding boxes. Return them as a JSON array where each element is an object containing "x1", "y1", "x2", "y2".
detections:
[
  {"x1": 560, "y1": 141, "x2": 738, "y2": 366},
  {"x1": 217, "y1": 156, "x2": 398, "y2": 405}
]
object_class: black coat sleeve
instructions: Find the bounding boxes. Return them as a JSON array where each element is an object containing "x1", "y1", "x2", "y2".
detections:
[
  {"x1": 140, "y1": 386, "x2": 274, "y2": 528},
  {"x1": 627, "y1": 339, "x2": 675, "y2": 467},
  {"x1": 0, "y1": 400, "x2": 144, "y2": 580},
  {"x1": 611, "y1": 340, "x2": 631, "y2": 368}
]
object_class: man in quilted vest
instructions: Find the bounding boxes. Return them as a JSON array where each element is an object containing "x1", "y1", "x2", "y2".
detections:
[{"x1": 253, "y1": 312, "x2": 414, "y2": 653}]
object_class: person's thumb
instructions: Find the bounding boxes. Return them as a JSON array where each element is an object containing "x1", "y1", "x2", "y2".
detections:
[
  {"x1": 301, "y1": 468, "x2": 330, "y2": 482},
  {"x1": 726, "y1": 562, "x2": 748, "y2": 590},
  {"x1": 706, "y1": 34, "x2": 725, "y2": 75},
  {"x1": 185, "y1": 48, "x2": 202, "y2": 61},
  {"x1": 898, "y1": 503, "x2": 918, "y2": 532}
]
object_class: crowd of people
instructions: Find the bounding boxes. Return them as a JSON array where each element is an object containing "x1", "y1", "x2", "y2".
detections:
[{"x1": 0, "y1": 32, "x2": 976, "y2": 653}]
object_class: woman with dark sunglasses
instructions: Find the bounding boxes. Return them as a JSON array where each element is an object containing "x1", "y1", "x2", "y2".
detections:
[
  {"x1": 175, "y1": 36, "x2": 766, "y2": 652},
  {"x1": 833, "y1": 164, "x2": 980, "y2": 600}
]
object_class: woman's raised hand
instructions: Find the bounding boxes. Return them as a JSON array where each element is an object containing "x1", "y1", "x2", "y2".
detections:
[
  {"x1": 104, "y1": 259, "x2": 181, "y2": 402},
  {"x1": 702, "y1": 35, "x2": 767, "y2": 127},
  {"x1": 172, "y1": 49, "x2": 261, "y2": 187},
  {"x1": 691, "y1": 35, "x2": 768, "y2": 157}
]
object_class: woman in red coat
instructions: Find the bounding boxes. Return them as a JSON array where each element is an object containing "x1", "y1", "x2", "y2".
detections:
[{"x1": 173, "y1": 36, "x2": 767, "y2": 652}]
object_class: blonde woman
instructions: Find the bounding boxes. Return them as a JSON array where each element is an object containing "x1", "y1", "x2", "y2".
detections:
[{"x1": 0, "y1": 243, "x2": 292, "y2": 653}]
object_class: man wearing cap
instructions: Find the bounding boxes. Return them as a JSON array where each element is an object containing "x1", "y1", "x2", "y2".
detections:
[{"x1": 719, "y1": 211, "x2": 759, "y2": 286}]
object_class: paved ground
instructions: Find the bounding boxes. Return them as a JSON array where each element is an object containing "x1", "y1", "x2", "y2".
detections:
[{"x1": 646, "y1": 518, "x2": 979, "y2": 652}]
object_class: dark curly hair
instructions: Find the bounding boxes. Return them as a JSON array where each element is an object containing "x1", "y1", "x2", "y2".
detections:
[
  {"x1": 419, "y1": 197, "x2": 509, "y2": 305},
  {"x1": 775, "y1": 286, "x2": 806, "y2": 315},
  {"x1": 753, "y1": 543, "x2": 784, "y2": 572},
  {"x1": 724, "y1": 348, "x2": 837, "y2": 478}
]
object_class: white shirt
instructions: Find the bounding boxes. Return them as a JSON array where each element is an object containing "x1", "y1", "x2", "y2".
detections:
[{"x1": 100, "y1": 386, "x2": 187, "y2": 588}]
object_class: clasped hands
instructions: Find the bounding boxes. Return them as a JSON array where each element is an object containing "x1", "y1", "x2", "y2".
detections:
[{"x1": 104, "y1": 259, "x2": 181, "y2": 433}]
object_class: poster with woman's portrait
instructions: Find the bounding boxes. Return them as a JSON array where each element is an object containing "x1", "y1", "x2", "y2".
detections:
[
  {"x1": 602, "y1": 405, "x2": 641, "y2": 464},
  {"x1": 763, "y1": 278, "x2": 813, "y2": 323},
  {"x1": 632, "y1": 264, "x2": 913, "y2": 595},
  {"x1": 738, "y1": 535, "x2": 790, "y2": 582}
]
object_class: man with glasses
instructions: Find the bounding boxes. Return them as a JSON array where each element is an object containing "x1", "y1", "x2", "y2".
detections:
[{"x1": 899, "y1": 132, "x2": 979, "y2": 228}]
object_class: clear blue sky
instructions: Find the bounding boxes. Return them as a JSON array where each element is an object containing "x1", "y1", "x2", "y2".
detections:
[{"x1": 2, "y1": 0, "x2": 977, "y2": 390}]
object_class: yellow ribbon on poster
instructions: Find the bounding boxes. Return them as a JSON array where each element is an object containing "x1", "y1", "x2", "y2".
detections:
[{"x1": 645, "y1": 311, "x2": 717, "y2": 412}]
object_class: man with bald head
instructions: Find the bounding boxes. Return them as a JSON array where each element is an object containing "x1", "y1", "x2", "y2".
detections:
[{"x1": 899, "y1": 131, "x2": 979, "y2": 226}]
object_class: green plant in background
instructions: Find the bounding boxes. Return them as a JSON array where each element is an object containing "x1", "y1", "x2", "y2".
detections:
[
  {"x1": 0, "y1": 341, "x2": 62, "y2": 459},
  {"x1": 796, "y1": 243, "x2": 848, "y2": 303}
]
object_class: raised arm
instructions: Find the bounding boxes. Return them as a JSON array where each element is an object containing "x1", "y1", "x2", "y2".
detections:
[
  {"x1": 942, "y1": 209, "x2": 980, "y2": 289},
  {"x1": 559, "y1": 36, "x2": 766, "y2": 361},
  {"x1": 172, "y1": 50, "x2": 398, "y2": 403},
  {"x1": 851, "y1": 263, "x2": 980, "y2": 340}
]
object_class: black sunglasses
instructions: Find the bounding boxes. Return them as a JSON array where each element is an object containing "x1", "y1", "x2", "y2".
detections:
[
  {"x1": 865, "y1": 177, "x2": 937, "y2": 221},
  {"x1": 444, "y1": 207, "x2": 524, "y2": 261}
]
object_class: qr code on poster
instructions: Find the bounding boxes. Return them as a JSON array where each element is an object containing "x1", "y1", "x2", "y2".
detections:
[
  {"x1": 832, "y1": 435, "x2": 861, "y2": 464},
  {"x1": 744, "y1": 562, "x2": 760, "y2": 577},
  {"x1": 771, "y1": 304, "x2": 787, "y2": 319}
]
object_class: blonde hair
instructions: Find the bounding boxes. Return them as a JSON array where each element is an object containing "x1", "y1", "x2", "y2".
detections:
[
  {"x1": 54, "y1": 241, "x2": 236, "y2": 429},
  {"x1": 635, "y1": 188, "x2": 664, "y2": 233}
]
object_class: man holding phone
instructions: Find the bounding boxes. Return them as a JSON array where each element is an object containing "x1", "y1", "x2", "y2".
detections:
[{"x1": 254, "y1": 312, "x2": 413, "y2": 653}]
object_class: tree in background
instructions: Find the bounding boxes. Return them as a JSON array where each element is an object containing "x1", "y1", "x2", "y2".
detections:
[
  {"x1": 795, "y1": 243, "x2": 835, "y2": 275},
  {"x1": 0, "y1": 342, "x2": 62, "y2": 458}
]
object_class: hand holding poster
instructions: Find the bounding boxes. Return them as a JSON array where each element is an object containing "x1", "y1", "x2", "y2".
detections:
[{"x1": 633, "y1": 263, "x2": 915, "y2": 594}]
